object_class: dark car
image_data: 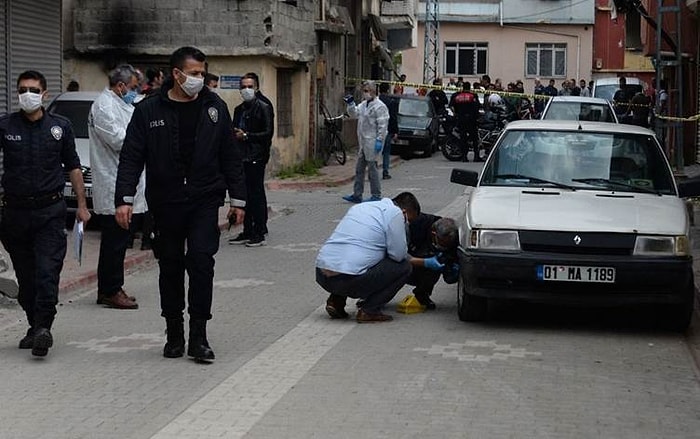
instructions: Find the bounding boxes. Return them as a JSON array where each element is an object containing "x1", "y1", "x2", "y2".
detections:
[{"x1": 390, "y1": 95, "x2": 440, "y2": 158}]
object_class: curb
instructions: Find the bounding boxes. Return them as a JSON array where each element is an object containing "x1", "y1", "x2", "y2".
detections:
[{"x1": 265, "y1": 156, "x2": 401, "y2": 191}]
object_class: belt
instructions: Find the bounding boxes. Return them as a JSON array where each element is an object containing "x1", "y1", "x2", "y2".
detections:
[{"x1": 3, "y1": 192, "x2": 63, "y2": 209}]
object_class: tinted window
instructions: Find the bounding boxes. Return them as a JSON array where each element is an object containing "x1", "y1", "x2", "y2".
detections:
[
  {"x1": 543, "y1": 102, "x2": 616, "y2": 123},
  {"x1": 48, "y1": 100, "x2": 92, "y2": 139},
  {"x1": 398, "y1": 99, "x2": 431, "y2": 117},
  {"x1": 482, "y1": 130, "x2": 675, "y2": 195}
]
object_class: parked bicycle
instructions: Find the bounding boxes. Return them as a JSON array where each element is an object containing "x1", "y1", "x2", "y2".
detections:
[{"x1": 319, "y1": 103, "x2": 347, "y2": 165}]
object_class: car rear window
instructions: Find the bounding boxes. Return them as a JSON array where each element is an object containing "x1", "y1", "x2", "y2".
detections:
[
  {"x1": 594, "y1": 84, "x2": 643, "y2": 102},
  {"x1": 48, "y1": 101, "x2": 92, "y2": 139},
  {"x1": 543, "y1": 102, "x2": 616, "y2": 123},
  {"x1": 398, "y1": 99, "x2": 431, "y2": 117}
]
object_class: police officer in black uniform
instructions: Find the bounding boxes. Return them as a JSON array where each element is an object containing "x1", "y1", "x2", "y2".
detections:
[
  {"x1": 115, "y1": 47, "x2": 246, "y2": 363},
  {"x1": 0, "y1": 70, "x2": 91, "y2": 357}
]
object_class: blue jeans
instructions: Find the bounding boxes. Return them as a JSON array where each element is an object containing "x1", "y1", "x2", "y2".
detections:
[
  {"x1": 382, "y1": 133, "x2": 392, "y2": 175},
  {"x1": 352, "y1": 149, "x2": 381, "y2": 199}
]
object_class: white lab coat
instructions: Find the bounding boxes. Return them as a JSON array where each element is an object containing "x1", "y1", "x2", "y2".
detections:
[
  {"x1": 88, "y1": 88, "x2": 146, "y2": 215},
  {"x1": 346, "y1": 97, "x2": 389, "y2": 161}
]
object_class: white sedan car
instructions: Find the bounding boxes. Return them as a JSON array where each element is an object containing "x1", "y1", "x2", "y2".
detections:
[
  {"x1": 540, "y1": 96, "x2": 618, "y2": 123},
  {"x1": 450, "y1": 120, "x2": 699, "y2": 330}
]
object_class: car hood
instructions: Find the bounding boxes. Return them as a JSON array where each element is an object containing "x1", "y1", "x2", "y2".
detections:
[
  {"x1": 467, "y1": 187, "x2": 687, "y2": 235},
  {"x1": 397, "y1": 115, "x2": 432, "y2": 130}
]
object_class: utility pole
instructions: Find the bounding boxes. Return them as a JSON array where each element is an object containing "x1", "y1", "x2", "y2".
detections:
[{"x1": 423, "y1": 0, "x2": 440, "y2": 85}]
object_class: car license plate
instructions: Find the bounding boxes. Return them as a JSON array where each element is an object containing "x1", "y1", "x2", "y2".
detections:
[
  {"x1": 393, "y1": 139, "x2": 409, "y2": 146},
  {"x1": 63, "y1": 186, "x2": 92, "y2": 198},
  {"x1": 537, "y1": 265, "x2": 615, "y2": 283}
]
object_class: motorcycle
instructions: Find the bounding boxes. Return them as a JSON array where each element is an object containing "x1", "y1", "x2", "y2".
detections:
[{"x1": 441, "y1": 108, "x2": 508, "y2": 162}]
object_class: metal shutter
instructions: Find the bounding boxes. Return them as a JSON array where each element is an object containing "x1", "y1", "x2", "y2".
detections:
[
  {"x1": 8, "y1": 0, "x2": 62, "y2": 112},
  {"x1": 0, "y1": 2, "x2": 7, "y2": 115}
]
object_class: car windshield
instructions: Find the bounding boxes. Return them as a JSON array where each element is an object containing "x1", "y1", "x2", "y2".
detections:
[
  {"x1": 542, "y1": 102, "x2": 616, "y2": 123},
  {"x1": 398, "y1": 99, "x2": 431, "y2": 117},
  {"x1": 48, "y1": 100, "x2": 92, "y2": 139},
  {"x1": 481, "y1": 129, "x2": 676, "y2": 195}
]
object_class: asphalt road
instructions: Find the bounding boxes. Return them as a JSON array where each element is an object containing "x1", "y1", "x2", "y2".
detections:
[{"x1": 0, "y1": 153, "x2": 699, "y2": 439}]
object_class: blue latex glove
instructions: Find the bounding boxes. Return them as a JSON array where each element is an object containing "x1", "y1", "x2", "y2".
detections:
[
  {"x1": 343, "y1": 94, "x2": 354, "y2": 104},
  {"x1": 423, "y1": 256, "x2": 445, "y2": 271},
  {"x1": 374, "y1": 139, "x2": 383, "y2": 153}
]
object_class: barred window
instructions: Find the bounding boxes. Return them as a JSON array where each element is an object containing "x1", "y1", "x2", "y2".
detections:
[
  {"x1": 525, "y1": 43, "x2": 566, "y2": 78},
  {"x1": 444, "y1": 42, "x2": 488, "y2": 76}
]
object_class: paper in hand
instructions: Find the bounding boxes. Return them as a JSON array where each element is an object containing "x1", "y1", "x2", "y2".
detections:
[{"x1": 73, "y1": 220, "x2": 84, "y2": 266}]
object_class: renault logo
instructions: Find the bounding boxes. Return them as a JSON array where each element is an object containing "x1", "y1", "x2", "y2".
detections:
[{"x1": 573, "y1": 235, "x2": 582, "y2": 245}]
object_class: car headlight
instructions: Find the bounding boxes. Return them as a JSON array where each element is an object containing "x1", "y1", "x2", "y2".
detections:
[
  {"x1": 633, "y1": 235, "x2": 689, "y2": 256},
  {"x1": 412, "y1": 129, "x2": 428, "y2": 136},
  {"x1": 468, "y1": 229, "x2": 521, "y2": 251}
]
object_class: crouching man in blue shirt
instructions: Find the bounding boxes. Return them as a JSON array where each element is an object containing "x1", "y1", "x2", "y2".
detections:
[{"x1": 315, "y1": 194, "x2": 415, "y2": 323}]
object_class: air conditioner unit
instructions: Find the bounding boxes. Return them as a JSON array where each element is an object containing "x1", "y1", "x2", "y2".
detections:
[{"x1": 595, "y1": 58, "x2": 603, "y2": 69}]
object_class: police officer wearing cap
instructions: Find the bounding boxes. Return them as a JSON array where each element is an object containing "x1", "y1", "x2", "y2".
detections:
[{"x1": 0, "y1": 70, "x2": 91, "y2": 357}]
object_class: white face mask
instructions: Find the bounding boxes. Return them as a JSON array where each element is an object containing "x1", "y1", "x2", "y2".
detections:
[
  {"x1": 240, "y1": 87, "x2": 256, "y2": 102},
  {"x1": 362, "y1": 92, "x2": 372, "y2": 101},
  {"x1": 177, "y1": 71, "x2": 204, "y2": 97},
  {"x1": 18, "y1": 92, "x2": 43, "y2": 113}
]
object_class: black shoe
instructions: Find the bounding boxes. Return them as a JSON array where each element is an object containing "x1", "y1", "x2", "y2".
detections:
[
  {"x1": 163, "y1": 318, "x2": 185, "y2": 358},
  {"x1": 245, "y1": 235, "x2": 266, "y2": 247},
  {"x1": 382, "y1": 173, "x2": 392, "y2": 180},
  {"x1": 188, "y1": 319, "x2": 215, "y2": 362},
  {"x1": 416, "y1": 296, "x2": 437, "y2": 310},
  {"x1": 325, "y1": 295, "x2": 349, "y2": 319},
  {"x1": 228, "y1": 233, "x2": 250, "y2": 245},
  {"x1": 19, "y1": 328, "x2": 34, "y2": 349},
  {"x1": 31, "y1": 328, "x2": 53, "y2": 357},
  {"x1": 140, "y1": 240, "x2": 152, "y2": 251}
]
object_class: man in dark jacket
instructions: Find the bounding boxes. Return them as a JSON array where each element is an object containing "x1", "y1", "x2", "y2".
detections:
[
  {"x1": 229, "y1": 73, "x2": 274, "y2": 247},
  {"x1": 115, "y1": 46, "x2": 246, "y2": 363},
  {"x1": 449, "y1": 81, "x2": 481, "y2": 162},
  {"x1": 378, "y1": 82, "x2": 398, "y2": 180}
]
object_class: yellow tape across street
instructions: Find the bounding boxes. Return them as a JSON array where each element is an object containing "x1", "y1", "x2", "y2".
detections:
[{"x1": 345, "y1": 77, "x2": 700, "y2": 123}]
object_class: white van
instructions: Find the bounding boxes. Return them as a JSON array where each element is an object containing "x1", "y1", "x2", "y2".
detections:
[{"x1": 592, "y1": 77, "x2": 644, "y2": 102}]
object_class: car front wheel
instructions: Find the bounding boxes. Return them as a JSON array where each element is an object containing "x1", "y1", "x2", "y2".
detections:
[
  {"x1": 663, "y1": 271, "x2": 695, "y2": 332},
  {"x1": 457, "y1": 272, "x2": 488, "y2": 322}
]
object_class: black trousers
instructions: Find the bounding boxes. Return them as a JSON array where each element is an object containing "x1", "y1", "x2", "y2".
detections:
[
  {"x1": 97, "y1": 214, "x2": 130, "y2": 296},
  {"x1": 406, "y1": 265, "x2": 441, "y2": 300},
  {"x1": 152, "y1": 201, "x2": 220, "y2": 321},
  {"x1": 315, "y1": 258, "x2": 411, "y2": 313},
  {"x1": 0, "y1": 201, "x2": 67, "y2": 330},
  {"x1": 243, "y1": 161, "x2": 268, "y2": 238}
]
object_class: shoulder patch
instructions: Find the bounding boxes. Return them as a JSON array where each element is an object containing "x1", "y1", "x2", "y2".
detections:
[
  {"x1": 208, "y1": 107, "x2": 218, "y2": 123},
  {"x1": 50, "y1": 126, "x2": 63, "y2": 140}
]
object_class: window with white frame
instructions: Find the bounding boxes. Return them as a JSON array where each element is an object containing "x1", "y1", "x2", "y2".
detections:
[
  {"x1": 444, "y1": 42, "x2": 488, "y2": 76},
  {"x1": 525, "y1": 43, "x2": 567, "y2": 78}
]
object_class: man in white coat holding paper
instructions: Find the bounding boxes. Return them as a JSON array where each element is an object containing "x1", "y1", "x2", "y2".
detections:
[{"x1": 89, "y1": 64, "x2": 146, "y2": 310}]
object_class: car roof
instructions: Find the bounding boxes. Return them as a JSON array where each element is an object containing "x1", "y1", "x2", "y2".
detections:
[
  {"x1": 390, "y1": 94, "x2": 431, "y2": 101},
  {"x1": 50, "y1": 91, "x2": 101, "y2": 102},
  {"x1": 593, "y1": 77, "x2": 643, "y2": 86},
  {"x1": 504, "y1": 120, "x2": 654, "y2": 135},
  {"x1": 548, "y1": 96, "x2": 612, "y2": 105}
]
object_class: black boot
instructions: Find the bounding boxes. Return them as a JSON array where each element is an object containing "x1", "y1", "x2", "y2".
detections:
[
  {"x1": 163, "y1": 317, "x2": 185, "y2": 358},
  {"x1": 187, "y1": 318, "x2": 215, "y2": 362}
]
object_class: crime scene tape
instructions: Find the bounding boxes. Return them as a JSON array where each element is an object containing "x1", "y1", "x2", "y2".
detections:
[{"x1": 344, "y1": 76, "x2": 700, "y2": 122}]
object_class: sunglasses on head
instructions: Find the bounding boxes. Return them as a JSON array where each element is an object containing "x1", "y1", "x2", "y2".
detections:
[{"x1": 18, "y1": 87, "x2": 42, "y2": 94}]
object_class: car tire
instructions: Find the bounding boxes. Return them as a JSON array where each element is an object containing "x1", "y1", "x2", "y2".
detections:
[
  {"x1": 457, "y1": 272, "x2": 488, "y2": 322},
  {"x1": 422, "y1": 140, "x2": 434, "y2": 157},
  {"x1": 663, "y1": 272, "x2": 695, "y2": 332}
]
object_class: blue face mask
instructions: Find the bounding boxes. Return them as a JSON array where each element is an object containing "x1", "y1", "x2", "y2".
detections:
[{"x1": 122, "y1": 89, "x2": 138, "y2": 105}]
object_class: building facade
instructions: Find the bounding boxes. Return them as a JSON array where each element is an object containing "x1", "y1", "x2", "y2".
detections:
[{"x1": 401, "y1": 0, "x2": 595, "y2": 93}]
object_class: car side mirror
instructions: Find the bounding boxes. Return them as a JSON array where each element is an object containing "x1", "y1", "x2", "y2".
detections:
[
  {"x1": 450, "y1": 168, "x2": 479, "y2": 187},
  {"x1": 677, "y1": 177, "x2": 700, "y2": 198}
]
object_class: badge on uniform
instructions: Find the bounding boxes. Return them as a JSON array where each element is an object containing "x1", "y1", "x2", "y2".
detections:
[
  {"x1": 208, "y1": 107, "x2": 218, "y2": 123},
  {"x1": 50, "y1": 126, "x2": 63, "y2": 141}
]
